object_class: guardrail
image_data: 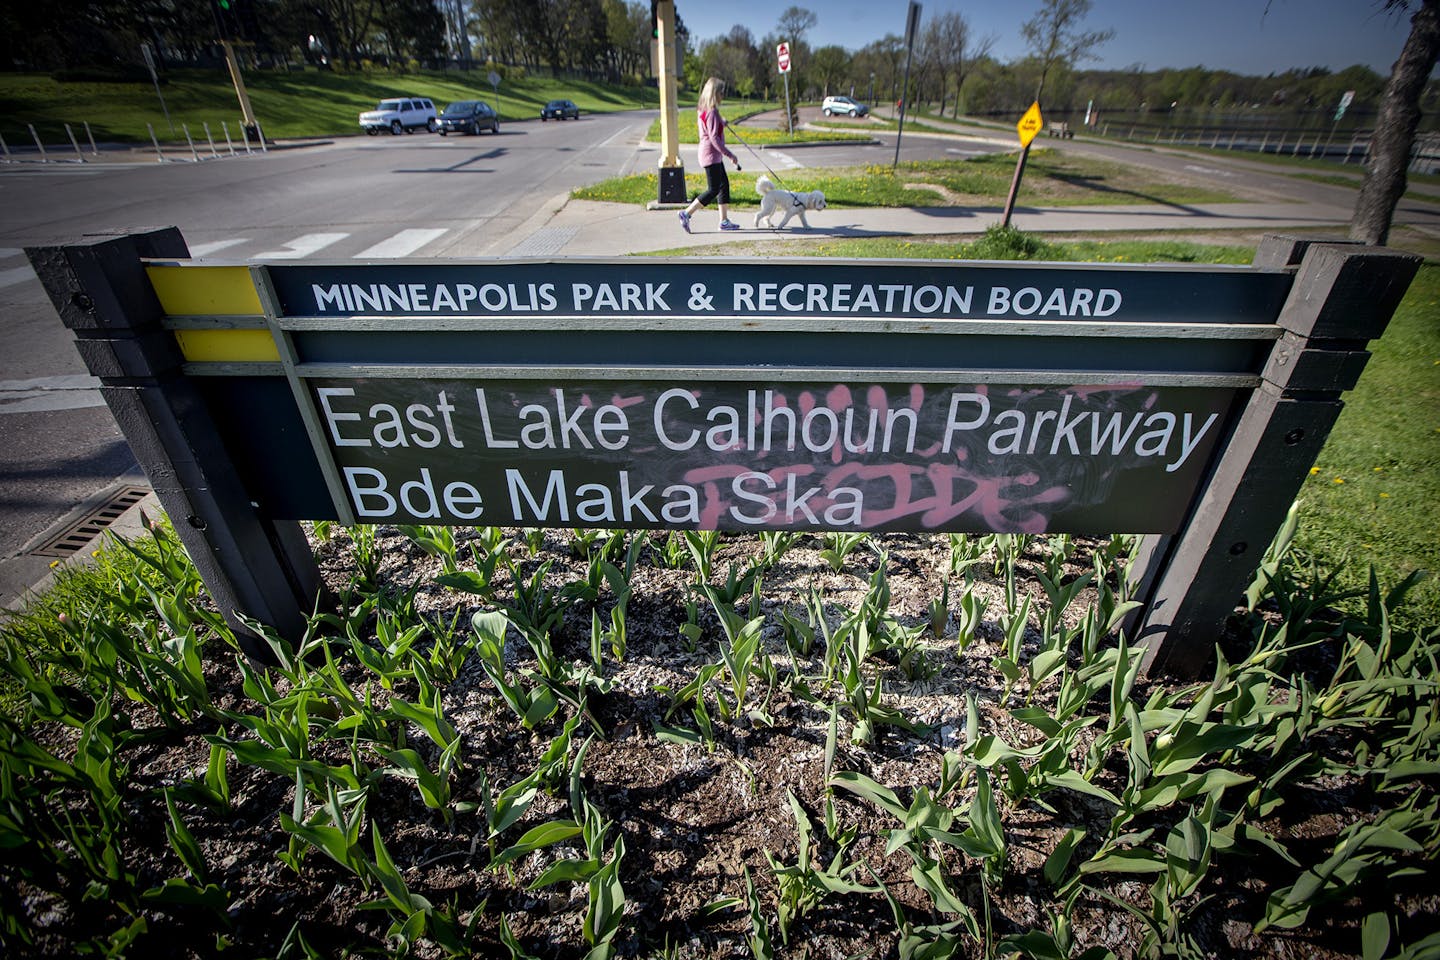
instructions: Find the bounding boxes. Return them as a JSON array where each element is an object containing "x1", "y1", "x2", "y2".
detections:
[{"x1": 0, "y1": 119, "x2": 268, "y2": 164}]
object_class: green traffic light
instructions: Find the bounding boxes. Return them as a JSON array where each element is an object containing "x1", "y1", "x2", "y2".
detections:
[{"x1": 219, "y1": 0, "x2": 231, "y2": 8}]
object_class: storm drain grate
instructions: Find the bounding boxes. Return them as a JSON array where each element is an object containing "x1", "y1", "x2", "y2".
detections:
[{"x1": 31, "y1": 486, "x2": 151, "y2": 558}]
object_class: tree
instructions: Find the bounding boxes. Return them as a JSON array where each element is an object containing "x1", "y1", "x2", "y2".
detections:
[
  {"x1": 924, "y1": 11, "x2": 995, "y2": 117},
  {"x1": 1019, "y1": 0, "x2": 1114, "y2": 102},
  {"x1": 1350, "y1": 0, "x2": 1440, "y2": 245},
  {"x1": 808, "y1": 45, "x2": 850, "y2": 98},
  {"x1": 776, "y1": 5, "x2": 817, "y2": 44}
]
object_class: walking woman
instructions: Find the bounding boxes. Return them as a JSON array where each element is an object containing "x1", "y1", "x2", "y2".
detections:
[{"x1": 679, "y1": 77, "x2": 742, "y2": 232}]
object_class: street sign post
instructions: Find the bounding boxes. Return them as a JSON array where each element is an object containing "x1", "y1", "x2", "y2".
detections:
[
  {"x1": 777, "y1": 42, "x2": 793, "y2": 136},
  {"x1": 1326, "y1": 90, "x2": 1357, "y2": 156},
  {"x1": 894, "y1": 1, "x2": 922, "y2": 169},
  {"x1": 488, "y1": 70, "x2": 502, "y2": 118},
  {"x1": 1335, "y1": 90, "x2": 1355, "y2": 121},
  {"x1": 1002, "y1": 101, "x2": 1044, "y2": 227}
]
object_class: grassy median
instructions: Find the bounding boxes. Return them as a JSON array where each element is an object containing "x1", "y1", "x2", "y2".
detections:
[{"x1": 574, "y1": 152, "x2": 1246, "y2": 208}]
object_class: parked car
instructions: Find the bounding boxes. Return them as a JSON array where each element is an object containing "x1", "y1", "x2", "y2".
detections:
[
  {"x1": 438, "y1": 100, "x2": 499, "y2": 135},
  {"x1": 821, "y1": 95, "x2": 869, "y2": 118},
  {"x1": 540, "y1": 99, "x2": 580, "y2": 121},
  {"x1": 359, "y1": 97, "x2": 438, "y2": 135}
]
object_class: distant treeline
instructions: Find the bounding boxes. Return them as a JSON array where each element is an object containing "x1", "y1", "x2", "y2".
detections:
[{"x1": 4, "y1": 0, "x2": 1436, "y2": 126}]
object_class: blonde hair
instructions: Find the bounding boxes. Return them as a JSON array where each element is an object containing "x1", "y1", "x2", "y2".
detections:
[{"x1": 698, "y1": 77, "x2": 725, "y2": 112}]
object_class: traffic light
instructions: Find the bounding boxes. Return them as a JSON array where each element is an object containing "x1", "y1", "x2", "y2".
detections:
[{"x1": 651, "y1": 0, "x2": 659, "y2": 39}]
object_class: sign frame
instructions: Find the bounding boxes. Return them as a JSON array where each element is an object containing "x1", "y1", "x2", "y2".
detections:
[{"x1": 26, "y1": 231, "x2": 1420, "y2": 677}]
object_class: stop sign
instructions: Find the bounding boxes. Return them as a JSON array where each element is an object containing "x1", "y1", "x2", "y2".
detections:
[{"x1": 777, "y1": 42, "x2": 791, "y2": 73}]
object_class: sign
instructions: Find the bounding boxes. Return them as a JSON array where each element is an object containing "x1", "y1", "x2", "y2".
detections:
[
  {"x1": 777, "y1": 42, "x2": 791, "y2": 73},
  {"x1": 1017, "y1": 101, "x2": 1044, "y2": 148},
  {"x1": 30, "y1": 228, "x2": 1421, "y2": 675},
  {"x1": 311, "y1": 375, "x2": 1233, "y2": 532},
  {"x1": 196, "y1": 256, "x2": 1294, "y2": 535},
  {"x1": 905, "y1": 1, "x2": 922, "y2": 46},
  {"x1": 1335, "y1": 89, "x2": 1355, "y2": 121},
  {"x1": 488, "y1": 70, "x2": 500, "y2": 88}
]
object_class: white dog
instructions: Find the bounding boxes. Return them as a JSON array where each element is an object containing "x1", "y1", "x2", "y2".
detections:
[{"x1": 754, "y1": 175, "x2": 826, "y2": 229}]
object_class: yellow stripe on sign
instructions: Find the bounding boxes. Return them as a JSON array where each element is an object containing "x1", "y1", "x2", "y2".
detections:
[
  {"x1": 146, "y1": 265, "x2": 263, "y2": 316},
  {"x1": 174, "y1": 329, "x2": 281, "y2": 362}
]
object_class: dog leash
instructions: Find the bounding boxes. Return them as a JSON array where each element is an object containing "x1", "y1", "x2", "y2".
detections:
[{"x1": 725, "y1": 121, "x2": 795, "y2": 192}]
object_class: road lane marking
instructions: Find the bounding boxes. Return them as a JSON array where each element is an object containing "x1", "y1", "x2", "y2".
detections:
[
  {"x1": 253, "y1": 232, "x2": 347, "y2": 259},
  {"x1": 0, "y1": 265, "x2": 35, "y2": 289},
  {"x1": 767, "y1": 151, "x2": 801, "y2": 169},
  {"x1": 0, "y1": 374, "x2": 105, "y2": 414},
  {"x1": 188, "y1": 238, "x2": 250, "y2": 258},
  {"x1": 355, "y1": 228, "x2": 447, "y2": 259}
]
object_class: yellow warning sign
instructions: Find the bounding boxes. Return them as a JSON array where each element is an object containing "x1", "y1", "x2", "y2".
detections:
[{"x1": 1017, "y1": 101, "x2": 1044, "y2": 148}]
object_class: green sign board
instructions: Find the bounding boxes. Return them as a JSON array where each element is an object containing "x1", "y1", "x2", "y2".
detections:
[
  {"x1": 30, "y1": 230, "x2": 1421, "y2": 673},
  {"x1": 310, "y1": 377, "x2": 1235, "y2": 533}
]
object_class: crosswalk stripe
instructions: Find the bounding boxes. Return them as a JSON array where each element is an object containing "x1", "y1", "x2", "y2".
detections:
[
  {"x1": 768, "y1": 151, "x2": 802, "y2": 169},
  {"x1": 0, "y1": 265, "x2": 35, "y2": 290},
  {"x1": 188, "y1": 238, "x2": 250, "y2": 258},
  {"x1": 355, "y1": 228, "x2": 447, "y2": 259},
  {"x1": 253, "y1": 232, "x2": 347, "y2": 260}
]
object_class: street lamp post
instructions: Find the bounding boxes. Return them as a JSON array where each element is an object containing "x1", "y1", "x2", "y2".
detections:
[{"x1": 869, "y1": 73, "x2": 875, "y2": 108}]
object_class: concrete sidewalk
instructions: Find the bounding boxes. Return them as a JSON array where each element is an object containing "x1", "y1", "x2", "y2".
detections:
[{"x1": 501, "y1": 195, "x2": 1368, "y2": 258}]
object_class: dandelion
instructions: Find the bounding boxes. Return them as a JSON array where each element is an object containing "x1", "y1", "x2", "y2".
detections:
[
  {"x1": 1309, "y1": 466, "x2": 1321, "y2": 476},
  {"x1": 48, "y1": 560, "x2": 60, "y2": 569},
  {"x1": 1333, "y1": 477, "x2": 1345, "y2": 484}
]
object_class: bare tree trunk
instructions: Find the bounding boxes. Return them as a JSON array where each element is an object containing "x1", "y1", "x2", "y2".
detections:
[{"x1": 1349, "y1": 0, "x2": 1440, "y2": 246}]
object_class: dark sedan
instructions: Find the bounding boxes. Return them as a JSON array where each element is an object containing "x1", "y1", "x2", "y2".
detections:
[
  {"x1": 438, "y1": 100, "x2": 499, "y2": 135},
  {"x1": 541, "y1": 99, "x2": 580, "y2": 121}
]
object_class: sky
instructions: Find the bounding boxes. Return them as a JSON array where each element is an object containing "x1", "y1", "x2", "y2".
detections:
[{"x1": 677, "y1": 0, "x2": 1420, "y2": 76}]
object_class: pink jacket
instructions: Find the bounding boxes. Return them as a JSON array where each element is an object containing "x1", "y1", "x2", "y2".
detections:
[{"x1": 697, "y1": 108, "x2": 735, "y2": 167}]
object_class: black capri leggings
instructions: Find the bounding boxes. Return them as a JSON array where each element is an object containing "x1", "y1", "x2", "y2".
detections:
[{"x1": 696, "y1": 161, "x2": 730, "y2": 206}]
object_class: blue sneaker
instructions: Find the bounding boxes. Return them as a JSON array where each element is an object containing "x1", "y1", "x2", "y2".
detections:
[
  {"x1": 719, "y1": 219, "x2": 741, "y2": 231},
  {"x1": 678, "y1": 211, "x2": 691, "y2": 233}
]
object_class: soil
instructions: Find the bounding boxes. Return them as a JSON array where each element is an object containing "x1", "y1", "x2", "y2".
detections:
[{"x1": 11, "y1": 526, "x2": 1438, "y2": 959}]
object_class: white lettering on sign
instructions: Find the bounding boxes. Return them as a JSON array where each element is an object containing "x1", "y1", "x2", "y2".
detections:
[
  {"x1": 941, "y1": 393, "x2": 1218, "y2": 473},
  {"x1": 306, "y1": 279, "x2": 1127, "y2": 320},
  {"x1": 316, "y1": 380, "x2": 1230, "y2": 527},
  {"x1": 316, "y1": 386, "x2": 464, "y2": 449}
]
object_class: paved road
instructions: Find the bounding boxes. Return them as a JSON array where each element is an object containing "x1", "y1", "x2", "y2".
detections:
[{"x1": 0, "y1": 111, "x2": 654, "y2": 602}]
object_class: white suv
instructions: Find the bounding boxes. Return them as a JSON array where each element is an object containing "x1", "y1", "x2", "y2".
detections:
[
  {"x1": 360, "y1": 97, "x2": 438, "y2": 135},
  {"x1": 821, "y1": 95, "x2": 869, "y2": 118}
]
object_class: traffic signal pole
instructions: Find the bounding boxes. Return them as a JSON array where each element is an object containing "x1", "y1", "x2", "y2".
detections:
[
  {"x1": 221, "y1": 41, "x2": 260, "y2": 142},
  {"x1": 654, "y1": 0, "x2": 685, "y2": 203}
]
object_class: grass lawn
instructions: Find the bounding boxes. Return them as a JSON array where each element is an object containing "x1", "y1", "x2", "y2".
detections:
[
  {"x1": 573, "y1": 151, "x2": 1245, "y2": 208},
  {"x1": 0, "y1": 69, "x2": 662, "y2": 143}
]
